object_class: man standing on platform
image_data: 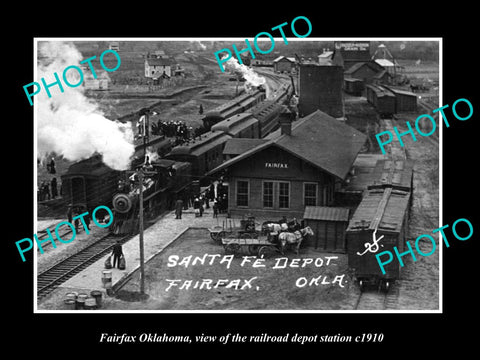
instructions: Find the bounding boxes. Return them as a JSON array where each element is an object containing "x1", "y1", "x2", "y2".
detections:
[
  {"x1": 175, "y1": 198, "x2": 184, "y2": 219},
  {"x1": 111, "y1": 240, "x2": 124, "y2": 269}
]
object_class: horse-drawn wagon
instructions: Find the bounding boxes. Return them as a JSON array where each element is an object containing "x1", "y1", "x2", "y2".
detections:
[
  {"x1": 221, "y1": 222, "x2": 314, "y2": 257},
  {"x1": 208, "y1": 215, "x2": 258, "y2": 244},
  {"x1": 221, "y1": 233, "x2": 278, "y2": 258}
]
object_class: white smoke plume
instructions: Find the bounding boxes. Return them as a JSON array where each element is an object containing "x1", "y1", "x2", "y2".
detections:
[
  {"x1": 36, "y1": 41, "x2": 134, "y2": 170},
  {"x1": 221, "y1": 55, "x2": 267, "y2": 92}
]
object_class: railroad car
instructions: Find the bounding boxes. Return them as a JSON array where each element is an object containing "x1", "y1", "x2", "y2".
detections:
[
  {"x1": 211, "y1": 113, "x2": 260, "y2": 139},
  {"x1": 368, "y1": 159, "x2": 413, "y2": 192},
  {"x1": 383, "y1": 86, "x2": 417, "y2": 112},
  {"x1": 346, "y1": 187, "x2": 411, "y2": 292},
  {"x1": 61, "y1": 155, "x2": 122, "y2": 219},
  {"x1": 164, "y1": 131, "x2": 232, "y2": 183},
  {"x1": 365, "y1": 84, "x2": 396, "y2": 117},
  {"x1": 202, "y1": 89, "x2": 266, "y2": 130},
  {"x1": 237, "y1": 89, "x2": 265, "y2": 111},
  {"x1": 344, "y1": 78, "x2": 365, "y2": 96},
  {"x1": 251, "y1": 100, "x2": 285, "y2": 137}
]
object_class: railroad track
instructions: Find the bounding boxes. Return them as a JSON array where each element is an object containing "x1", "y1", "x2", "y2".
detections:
[
  {"x1": 381, "y1": 119, "x2": 407, "y2": 161},
  {"x1": 37, "y1": 232, "x2": 134, "y2": 300},
  {"x1": 354, "y1": 282, "x2": 400, "y2": 310},
  {"x1": 36, "y1": 223, "x2": 73, "y2": 250}
]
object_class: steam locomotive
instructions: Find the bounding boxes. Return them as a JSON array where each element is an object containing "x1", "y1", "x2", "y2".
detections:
[{"x1": 61, "y1": 83, "x2": 294, "y2": 234}]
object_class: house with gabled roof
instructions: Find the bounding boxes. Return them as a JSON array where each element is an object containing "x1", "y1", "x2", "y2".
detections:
[
  {"x1": 207, "y1": 110, "x2": 366, "y2": 218},
  {"x1": 145, "y1": 57, "x2": 172, "y2": 79},
  {"x1": 273, "y1": 55, "x2": 296, "y2": 73}
]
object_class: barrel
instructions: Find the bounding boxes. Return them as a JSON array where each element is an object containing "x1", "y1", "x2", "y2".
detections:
[
  {"x1": 84, "y1": 297, "x2": 97, "y2": 310},
  {"x1": 102, "y1": 270, "x2": 112, "y2": 289},
  {"x1": 75, "y1": 293, "x2": 88, "y2": 310},
  {"x1": 64, "y1": 299, "x2": 76, "y2": 310},
  {"x1": 90, "y1": 290, "x2": 103, "y2": 308},
  {"x1": 64, "y1": 292, "x2": 77, "y2": 301}
]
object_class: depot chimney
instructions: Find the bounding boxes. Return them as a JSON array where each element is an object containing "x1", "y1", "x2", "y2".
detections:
[{"x1": 279, "y1": 108, "x2": 293, "y2": 136}]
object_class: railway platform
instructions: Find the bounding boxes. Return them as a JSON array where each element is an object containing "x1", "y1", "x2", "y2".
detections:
[{"x1": 37, "y1": 205, "x2": 250, "y2": 310}]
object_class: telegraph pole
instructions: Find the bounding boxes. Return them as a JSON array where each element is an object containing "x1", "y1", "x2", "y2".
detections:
[
  {"x1": 136, "y1": 109, "x2": 154, "y2": 295},
  {"x1": 138, "y1": 168, "x2": 145, "y2": 294}
]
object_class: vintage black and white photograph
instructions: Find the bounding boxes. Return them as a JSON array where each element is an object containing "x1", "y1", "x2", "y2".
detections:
[{"x1": 33, "y1": 38, "x2": 440, "y2": 312}]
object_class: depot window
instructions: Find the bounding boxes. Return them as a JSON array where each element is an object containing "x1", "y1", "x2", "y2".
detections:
[
  {"x1": 279, "y1": 182, "x2": 290, "y2": 209},
  {"x1": 236, "y1": 180, "x2": 249, "y2": 207},
  {"x1": 304, "y1": 182, "x2": 317, "y2": 206},
  {"x1": 263, "y1": 181, "x2": 274, "y2": 208}
]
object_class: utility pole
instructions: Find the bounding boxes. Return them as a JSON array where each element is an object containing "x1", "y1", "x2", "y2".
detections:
[
  {"x1": 138, "y1": 168, "x2": 145, "y2": 294},
  {"x1": 135, "y1": 109, "x2": 156, "y2": 295}
]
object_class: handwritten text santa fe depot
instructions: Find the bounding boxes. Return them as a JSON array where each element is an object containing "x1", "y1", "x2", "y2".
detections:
[{"x1": 163, "y1": 254, "x2": 346, "y2": 291}]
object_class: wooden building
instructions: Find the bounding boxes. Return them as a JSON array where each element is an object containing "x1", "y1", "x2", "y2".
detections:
[
  {"x1": 372, "y1": 70, "x2": 393, "y2": 85},
  {"x1": 82, "y1": 65, "x2": 110, "y2": 91},
  {"x1": 273, "y1": 56, "x2": 296, "y2": 73},
  {"x1": 298, "y1": 63, "x2": 344, "y2": 118},
  {"x1": 109, "y1": 41, "x2": 120, "y2": 51},
  {"x1": 344, "y1": 61, "x2": 385, "y2": 85},
  {"x1": 207, "y1": 110, "x2": 366, "y2": 219},
  {"x1": 145, "y1": 57, "x2": 172, "y2": 78},
  {"x1": 303, "y1": 206, "x2": 349, "y2": 252},
  {"x1": 333, "y1": 41, "x2": 371, "y2": 71}
]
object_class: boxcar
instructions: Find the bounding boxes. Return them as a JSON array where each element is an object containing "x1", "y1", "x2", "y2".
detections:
[
  {"x1": 346, "y1": 187, "x2": 411, "y2": 291},
  {"x1": 365, "y1": 84, "x2": 396, "y2": 117},
  {"x1": 368, "y1": 159, "x2": 413, "y2": 192},
  {"x1": 344, "y1": 77, "x2": 365, "y2": 96},
  {"x1": 384, "y1": 86, "x2": 417, "y2": 112}
]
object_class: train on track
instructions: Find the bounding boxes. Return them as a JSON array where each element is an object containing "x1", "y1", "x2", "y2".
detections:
[
  {"x1": 61, "y1": 80, "x2": 294, "y2": 234},
  {"x1": 346, "y1": 159, "x2": 413, "y2": 292},
  {"x1": 365, "y1": 84, "x2": 417, "y2": 118}
]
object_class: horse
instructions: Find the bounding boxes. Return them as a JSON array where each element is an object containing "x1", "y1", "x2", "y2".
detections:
[
  {"x1": 261, "y1": 222, "x2": 290, "y2": 244},
  {"x1": 262, "y1": 222, "x2": 280, "y2": 235},
  {"x1": 278, "y1": 226, "x2": 314, "y2": 255}
]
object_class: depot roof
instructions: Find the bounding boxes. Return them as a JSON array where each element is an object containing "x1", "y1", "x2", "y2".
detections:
[{"x1": 208, "y1": 109, "x2": 367, "y2": 181}]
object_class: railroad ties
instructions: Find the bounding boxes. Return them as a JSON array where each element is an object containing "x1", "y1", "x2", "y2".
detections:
[
  {"x1": 37, "y1": 233, "x2": 132, "y2": 300},
  {"x1": 354, "y1": 282, "x2": 400, "y2": 310},
  {"x1": 381, "y1": 119, "x2": 406, "y2": 161}
]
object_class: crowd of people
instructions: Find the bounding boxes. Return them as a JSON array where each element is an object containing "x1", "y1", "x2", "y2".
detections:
[
  {"x1": 38, "y1": 178, "x2": 59, "y2": 201},
  {"x1": 38, "y1": 157, "x2": 59, "y2": 202},
  {"x1": 174, "y1": 181, "x2": 229, "y2": 219},
  {"x1": 152, "y1": 120, "x2": 192, "y2": 140}
]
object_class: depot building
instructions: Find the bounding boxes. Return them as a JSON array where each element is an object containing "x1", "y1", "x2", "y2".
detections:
[{"x1": 207, "y1": 109, "x2": 366, "y2": 219}]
